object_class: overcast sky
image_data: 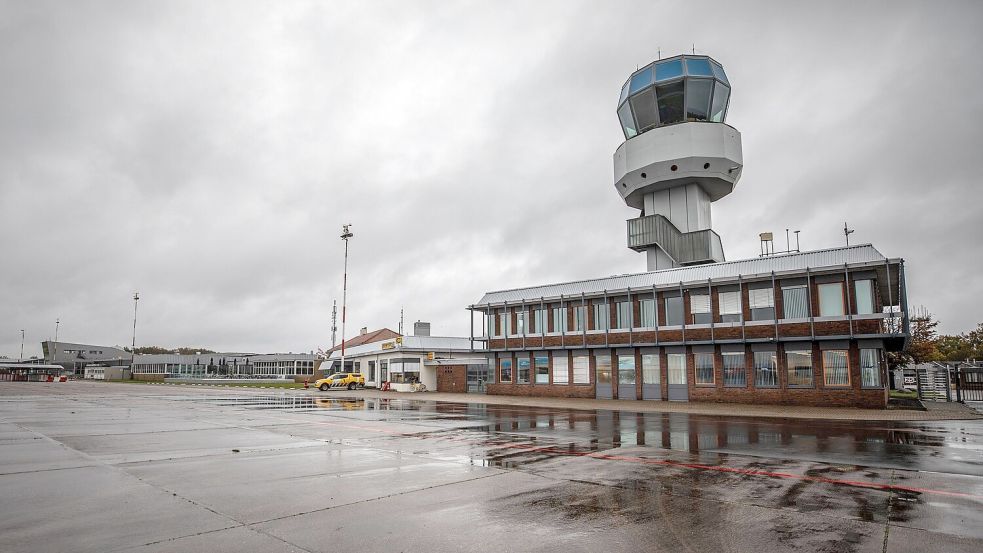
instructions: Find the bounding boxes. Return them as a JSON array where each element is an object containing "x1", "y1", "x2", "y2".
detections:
[{"x1": 2, "y1": 0, "x2": 981, "y2": 358}]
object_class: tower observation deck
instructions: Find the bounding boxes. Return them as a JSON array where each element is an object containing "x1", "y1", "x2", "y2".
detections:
[{"x1": 614, "y1": 55, "x2": 742, "y2": 270}]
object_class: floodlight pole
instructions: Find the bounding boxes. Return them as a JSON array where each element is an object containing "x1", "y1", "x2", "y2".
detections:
[
  {"x1": 339, "y1": 225, "x2": 353, "y2": 375},
  {"x1": 132, "y1": 292, "x2": 140, "y2": 352},
  {"x1": 19, "y1": 329, "x2": 25, "y2": 362},
  {"x1": 53, "y1": 319, "x2": 59, "y2": 365}
]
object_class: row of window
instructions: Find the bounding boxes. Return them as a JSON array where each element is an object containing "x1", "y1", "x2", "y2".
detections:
[
  {"x1": 491, "y1": 280, "x2": 877, "y2": 336},
  {"x1": 497, "y1": 349, "x2": 882, "y2": 389}
]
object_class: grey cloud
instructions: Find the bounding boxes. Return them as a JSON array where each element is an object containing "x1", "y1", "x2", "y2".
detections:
[{"x1": 2, "y1": 0, "x2": 982, "y2": 358}]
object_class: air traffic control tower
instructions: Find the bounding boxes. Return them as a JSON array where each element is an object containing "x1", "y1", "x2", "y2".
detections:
[{"x1": 614, "y1": 55, "x2": 742, "y2": 270}]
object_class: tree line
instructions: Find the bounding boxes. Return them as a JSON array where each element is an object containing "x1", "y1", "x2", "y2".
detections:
[
  {"x1": 891, "y1": 314, "x2": 983, "y2": 367},
  {"x1": 124, "y1": 346, "x2": 217, "y2": 355}
]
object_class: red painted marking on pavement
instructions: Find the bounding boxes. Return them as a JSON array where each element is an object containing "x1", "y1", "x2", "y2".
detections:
[{"x1": 490, "y1": 442, "x2": 983, "y2": 501}]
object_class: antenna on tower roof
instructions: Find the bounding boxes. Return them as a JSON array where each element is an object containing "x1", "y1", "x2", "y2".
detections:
[
  {"x1": 657, "y1": 47, "x2": 661, "y2": 59},
  {"x1": 692, "y1": 43, "x2": 696, "y2": 54},
  {"x1": 844, "y1": 222, "x2": 855, "y2": 246}
]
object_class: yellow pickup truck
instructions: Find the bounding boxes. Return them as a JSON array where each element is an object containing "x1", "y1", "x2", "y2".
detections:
[{"x1": 314, "y1": 372, "x2": 366, "y2": 391}]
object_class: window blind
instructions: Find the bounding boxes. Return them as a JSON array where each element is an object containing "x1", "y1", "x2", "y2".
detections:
[
  {"x1": 690, "y1": 294, "x2": 711, "y2": 314},
  {"x1": 719, "y1": 291, "x2": 742, "y2": 315},
  {"x1": 749, "y1": 288, "x2": 774, "y2": 309}
]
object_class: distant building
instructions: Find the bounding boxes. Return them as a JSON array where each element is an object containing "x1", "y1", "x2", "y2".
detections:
[
  {"x1": 130, "y1": 352, "x2": 315, "y2": 378},
  {"x1": 42, "y1": 341, "x2": 131, "y2": 374}
]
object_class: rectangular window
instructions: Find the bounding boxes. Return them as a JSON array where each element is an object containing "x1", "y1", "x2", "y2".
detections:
[
  {"x1": 574, "y1": 306, "x2": 587, "y2": 332},
  {"x1": 640, "y1": 299, "x2": 657, "y2": 327},
  {"x1": 517, "y1": 358, "x2": 530, "y2": 383},
  {"x1": 595, "y1": 355, "x2": 612, "y2": 385},
  {"x1": 860, "y1": 349, "x2": 881, "y2": 387},
  {"x1": 593, "y1": 303, "x2": 610, "y2": 330},
  {"x1": 642, "y1": 354, "x2": 660, "y2": 384},
  {"x1": 665, "y1": 295, "x2": 684, "y2": 326},
  {"x1": 553, "y1": 354, "x2": 569, "y2": 384},
  {"x1": 533, "y1": 309, "x2": 546, "y2": 334},
  {"x1": 690, "y1": 293, "x2": 711, "y2": 324},
  {"x1": 823, "y1": 350, "x2": 850, "y2": 387},
  {"x1": 552, "y1": 307, "x2": 568, "y2": 333},
  {"x1": 572, "y1": 355, "x2": 590, "y2": 384},
  {"x1": 534, "y1": 355, "x2": 549, "y2": 384},
  {"x1": 499, "y1": 359, "x2": 512, "y2": 383},
  {"x1": 498, "y1": 313, "x2": 507, "y2": 337},
  {"x1": 667, "y1": 354, "x2": 687, "y2": 384},
  {"x1": 749, "y1": 288, "x2": 775, "y2": 321},
  {"x1": 786, "y1": 351, "x2": 813, "y2": 387},
  {"x1": 818, "y1": 283, "x2": 845, "y2": 317},
  {"x1": 782, "y1": 286, "x2": 809, "y2": 319},
  {"x1": 719, "y1": 291, "x2": 742, "y2": 323},
  {"x1": 854, "y1": 280, "x2": 875, "y2": 315},
  {"x1": 618, "y1": 355, "x2": 636, "y2": 385},
  {"x1": 753, "y1": 351, "x2": 778, "y2": 387},
  {"x1": 722, "y1": 352, "x2": 746, "y2": 387},
  {"x1": 695, "y1": 353, "x2": 715, "y2": 385},
  {"x1": 516, "y1": 311, "x2": 526, "y2": 335},
  {"x1": 615, "y1": 302, "x2": 631, "y2": 330}
]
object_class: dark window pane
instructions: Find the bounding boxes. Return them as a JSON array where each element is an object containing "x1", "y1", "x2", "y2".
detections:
[
  {"x1": 655, "y1": 59, "x2": 684, "y2": 82},
  {"x1": 665, "y1": 295, "x2": 684, "y2": 326},
  {"x1": 656, "y1": 81, "x2": 684, "y2": 125},
  {"x1": 629, "y1": 87, "x2": 659, "y2": 133},
  {"x1": 685, "y1": 57, "x2": 713, "y2": 76},
  {"x1": 693, "y1": 312, "x2": 712, "y2": 325},
  {"x1": 618, "y1": 102, "x2": 637, "y2": 138},
  {"x1": 751, "y1": 307, "x2": 775, "y2": 321},
  {"x1": 629, "y1": 66, "x2": 653, "y2": 95},
  {"x1": 710, "y1": 82, "x2": 730, "y2": 122},
  {"x1": 685, "y1": 79, "x2": 712, "y2": 121},
  {"x1": 711, "y1": 61, "x2": 728, "y2": 84}
]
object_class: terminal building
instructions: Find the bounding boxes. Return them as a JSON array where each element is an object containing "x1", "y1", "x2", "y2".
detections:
[{"x1": 469, "y1": 55, "x2": 909, "y2": 408}]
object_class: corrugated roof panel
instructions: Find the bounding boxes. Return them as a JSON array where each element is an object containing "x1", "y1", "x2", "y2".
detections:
[{"x1": 474, "y1": 244, "x2": 891, "y2": 306}]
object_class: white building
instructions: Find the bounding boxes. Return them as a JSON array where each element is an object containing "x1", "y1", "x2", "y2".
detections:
[{"x1": 326, "y1": 333, "x2": 484, "y2": 391}]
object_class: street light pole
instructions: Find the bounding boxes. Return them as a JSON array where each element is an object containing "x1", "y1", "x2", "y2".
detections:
[
  {"x1": 132, "y1": 292, "x2": 140, "y2": 352},
  {"x1": 19, "y1": 329, "x2": 25, "y2": 362},
  {"x1": 339, "y1": 224, "x2": 353, "y2": 376},
  {"x1": 53, "y1": 319, "x2": 59, "y2": 366}
]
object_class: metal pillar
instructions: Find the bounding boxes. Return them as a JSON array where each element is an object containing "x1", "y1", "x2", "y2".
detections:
[{"x1": 339, "y1": 224, "x2": 353, "y2": 374}]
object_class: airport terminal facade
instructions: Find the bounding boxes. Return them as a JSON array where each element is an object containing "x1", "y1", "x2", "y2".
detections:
[{"x1": 469, "y1": 55, "x2": 909, "y2": 408}]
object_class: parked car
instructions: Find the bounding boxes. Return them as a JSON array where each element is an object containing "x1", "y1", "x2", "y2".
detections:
[{"x1": 314, "y1": 372, "x2": 365, "y2": 391}]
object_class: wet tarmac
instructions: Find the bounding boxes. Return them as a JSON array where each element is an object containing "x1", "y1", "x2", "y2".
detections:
[{"x1": 1, "y1": 381, "x2": 981, "y2": 552}]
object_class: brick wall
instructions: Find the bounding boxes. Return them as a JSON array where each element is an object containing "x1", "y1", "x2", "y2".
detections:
[{"x1": 436, "y1": 365, "x2": 467, "y2": 393}]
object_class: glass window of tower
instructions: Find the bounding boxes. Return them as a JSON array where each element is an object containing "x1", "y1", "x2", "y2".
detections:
[
  {"x1": 685, "y1": 79, "x2": 713, "y2": 121},
  {"x1": 710, "y1": 83, "x2": 730, "y2": 122},
  {"x1": 630, "y1": 87, "x2": 659, "y2": 133},
  {"x1": 656, "y1": 81, "x2": 685, "y2": 125},
  {"x1": 655, "y1": 59, "x2": 684, "y2": 82},
  {"x1": 711, "y1": 61, "x2": 728, "y2": 84},
  {"x1": 618, "y1": 102, "x2": 637, "y2": 138},
  {"x1": 685, "y1": 57, "x2": 713, "y2": 76},
  {"x1": 629, "y1": 66, "x2": 653, "y2": 95}
]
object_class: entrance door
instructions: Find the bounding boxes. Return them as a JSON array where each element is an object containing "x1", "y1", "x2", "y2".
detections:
[
  {"x1": 641, "y1": 352, "x2": 662, "y2": 400},
  {"x1": 617, "y1": 355, "x2": 636, "y2": 400},
  {"x1": 595, "y1": 354, "x2": 613, "y2": 399},
  {"x1": 667, "y1": 353, "x2": 688, "y2": 401},
  {"x1": 467, "y1": 364, "x2": 487, "y2": 393}
]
